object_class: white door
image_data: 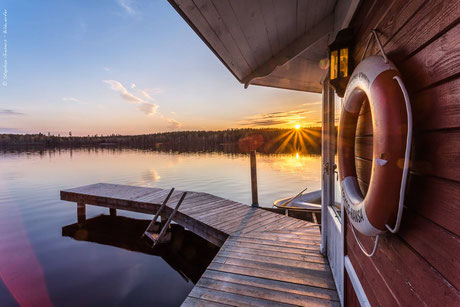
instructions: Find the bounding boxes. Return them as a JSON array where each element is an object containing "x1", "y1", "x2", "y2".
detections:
[{"x1": 321, "y1": 79, "x2": 344, "y2": 304}]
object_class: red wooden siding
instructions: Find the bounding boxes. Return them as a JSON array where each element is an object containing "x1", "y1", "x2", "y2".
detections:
[
  {"x1": 344, "y1": 272, "x2": 361, "y2": 307},
  {"x1": 346, "y1": 0, "x2": 460, "y2": 305}
]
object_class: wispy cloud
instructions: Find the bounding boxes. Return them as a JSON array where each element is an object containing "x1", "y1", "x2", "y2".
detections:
[
  {"x1": 62, "y1": 97, "x2": 79, "y2": 102},
  {"x1": 103, "y1": 79, "x2": 144, "y2": 103},
  {"x1": 140, "y1": 90, "x2": 153, "y2": 101},
  {"x1": 239, "y1": 105, "x2": 319, "y2": 127},
  {"x1": 167, "y1": 118, "x2": 182, "y2": 130},
  {"x1": 0, "y1": 109, "x2": 24, "y2": 116},
  {"x1": 103, "y1": 80, "x2": 161, "y2": 116},
  {"x1": 103, "y1": 67, "x2": 111, "y2": 72},
  {"x1": 117, "y1": 0, "x2": 136, "y2": 15},
  {"x1": 140, "y1": 88, "x2": 162, "y2": 101},
  {"x1": 138, "y1": 103, "x2": 158, "y2": 116}
]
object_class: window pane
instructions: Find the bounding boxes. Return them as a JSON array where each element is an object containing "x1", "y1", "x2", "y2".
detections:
[
  {"x1": 339, "y1": 48, "x2": 348, "y2": 78},
  {"x1": 330, "y1": 51, "x2": 338, "y2": 80}
]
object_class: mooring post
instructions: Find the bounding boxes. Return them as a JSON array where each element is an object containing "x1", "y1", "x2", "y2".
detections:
[
  {"x1": 77, "y1": 203, "x2": 86, "y2": 225},
  {"x1": 250, "y1": 150, "x2": 259, "y2": 207},
  {"x1": 109, "y1": 208, "x2": 117, "y2": 217}
]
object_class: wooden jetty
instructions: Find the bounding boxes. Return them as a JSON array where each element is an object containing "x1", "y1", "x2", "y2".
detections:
[{"x1": 61, "y1": 183, "x2": 339, "y2": 306}]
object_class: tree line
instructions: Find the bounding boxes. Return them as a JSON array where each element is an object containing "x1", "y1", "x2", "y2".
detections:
[{"x1": 0, "y1": 127, "x2": 325, "y2": 154}]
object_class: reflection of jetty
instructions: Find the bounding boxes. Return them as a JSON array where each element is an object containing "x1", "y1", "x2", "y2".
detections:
[
  {"x1": 62, "y1": 215, "x2": 219, "y2": 284},
  {"x1": 61, "y1": 183, "x2": 339, "y2": 305}
]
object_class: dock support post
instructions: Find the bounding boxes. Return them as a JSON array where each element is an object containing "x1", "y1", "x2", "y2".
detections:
[
  {"x1": 109, "y1": 208, "x2": 117, "y2": 217},
  {"x1": 250, "y1": 150, "x2": 259, "y2": 207},
  {"x1": 77, "y1": 203, "x2": 86, "y2": 225}
]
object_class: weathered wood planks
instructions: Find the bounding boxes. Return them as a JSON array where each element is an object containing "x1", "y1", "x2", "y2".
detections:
[
  {"x1": 347, "y1": 1, "x2": 460, "y2": 304},
  {"x1": 61, "y1": 182, "x2": 337, "y2": 306}
]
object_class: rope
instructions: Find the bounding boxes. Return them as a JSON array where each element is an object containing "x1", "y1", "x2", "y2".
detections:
[{"x1": 350, "y1": 224, "x2": 380, "y2": 257}]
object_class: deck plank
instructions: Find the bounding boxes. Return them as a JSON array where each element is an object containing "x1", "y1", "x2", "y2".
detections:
[
  {"x1": 197, "y1": 277, "x2": 340, "y2": 306},
  {"x1": 202, "y1": 270, "x2": 339, "y2": 302},
  {"x1": 208, "y1": 261, "x2": 335, "y2": 290},
  {"x1": 217, "y1": 243, "x2": 326, "y2": 264},
  {"x1": 212, "y1": 257, "x2": 334, "y2": 288},
  {"x1": 188, "y1": 286, "x2": 295, "y2": 307},
  {"x1": 60, "y1": 183, "x2": 337, "y2": 306},
  {"x1": 215, "y1": 250, "x2": 330, "y2": 271},
  {"x1": 182, "y1": 296, "x2": 233, "y2": 307}
]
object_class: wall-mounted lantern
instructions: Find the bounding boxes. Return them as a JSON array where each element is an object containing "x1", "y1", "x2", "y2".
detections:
[{"x1": 329, "y1": 28, "x2": 354, "y2": 97}]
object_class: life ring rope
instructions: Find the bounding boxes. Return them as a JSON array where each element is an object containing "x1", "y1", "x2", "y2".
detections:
[
  {"x1": 351, "y1": 224, "x2": 380, "y2": 257},
  {"x1": 361, "y1": 29, "x2": 388, "y2": 63},
  {"x1": 386, "y1": 75, "x2": 412, "y2": 233}
]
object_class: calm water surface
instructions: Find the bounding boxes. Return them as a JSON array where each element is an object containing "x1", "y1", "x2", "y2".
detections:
[{"x1": 0, "y1": 148, "x2": 321, "y2": 306}]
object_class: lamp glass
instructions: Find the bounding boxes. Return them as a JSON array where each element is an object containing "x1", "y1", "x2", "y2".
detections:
[
  {"x1": 339, "y1": 48, "x2": 348, "y2": 77},
  {"x1": 330, "y1": 50, "x2": 338, "y2": 80}
]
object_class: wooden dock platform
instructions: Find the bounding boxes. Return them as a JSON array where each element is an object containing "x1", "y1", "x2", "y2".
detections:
[{"x1": 61, "y1": 183, "x2": 339, "y2": 306}]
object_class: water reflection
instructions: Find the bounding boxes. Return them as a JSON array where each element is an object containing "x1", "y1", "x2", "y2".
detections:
[
  {"x1": 62, "y1": 215, "x2": 219, "y2": 284},
  {"x1": 0, "y1": 148, "x2": 321, "y2": 306},
  {"x1": 0, "y1": 148, "x2": 321, "y2": 206}
]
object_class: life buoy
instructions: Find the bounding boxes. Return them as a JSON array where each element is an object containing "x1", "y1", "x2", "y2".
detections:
[{"x1": 338, "y1": 55, "x2": 411, "y2": 236}]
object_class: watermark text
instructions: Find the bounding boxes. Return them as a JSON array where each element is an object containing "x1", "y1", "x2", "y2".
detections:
[{"x1": 2, "y1": 9, "x2": 7, "y2": 87}]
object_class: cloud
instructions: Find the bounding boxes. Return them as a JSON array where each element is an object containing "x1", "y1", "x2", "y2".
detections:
[
  {"x1": 103, "y1": 80, "x2": 163, "y2": 116},
  {"x1": 62, "y1": 97, "x2": 79, "y2": 102},
  {"x1": 140, "y1": 88, "x2": 162, "y2": 101},
  {"x1": 103, "y1": 67, "x2": 111, "y2": 72},
  {"x1": 0, "y1": 109, "x2": 24, "y2": 116},
  {"x1": 167, "y1": 118, "x2": 182, "y2": 130},
  {"x1": 140, "y1": 90, "x2": 152, "y2": 101},
  {"x1": 103, "y1": 80, "x2": 144, "y2": 103},
  {"x1": 241, "y1": 119, "x2": 288, "y2": 126},
  {"x1": 302, "y1": 101, "x2": 321, "y2": 106},
  {"x1": 117, "y1": 0, "x2": 136, "y2": 15},
  {"x1": 138, "y1": 103, "x2": 159, "y2": 116},
  {"x1": 239, "y1": 106, "x2": 319, "y2": 127},
  {"x1": 121, "y1": 92, "x2": 143, "y2": 103}
]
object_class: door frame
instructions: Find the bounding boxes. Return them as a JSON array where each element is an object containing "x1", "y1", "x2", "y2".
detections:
[{"x1": 321, "y1": 77, "x2": 344, "y2": 304}]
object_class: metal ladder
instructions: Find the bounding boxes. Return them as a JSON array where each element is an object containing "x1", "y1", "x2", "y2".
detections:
[{"x1": 142, "y1": 188, "x2": 187, "y2": 248}]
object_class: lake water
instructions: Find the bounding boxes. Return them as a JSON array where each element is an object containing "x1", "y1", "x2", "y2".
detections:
[{"x1": 0, "y1": 148, "x2": 321, "y2": 306}]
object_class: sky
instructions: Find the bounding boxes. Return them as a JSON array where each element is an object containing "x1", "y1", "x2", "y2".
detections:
[{"x1": 0, "y1": 0, "x2": 322, "y2": 136}]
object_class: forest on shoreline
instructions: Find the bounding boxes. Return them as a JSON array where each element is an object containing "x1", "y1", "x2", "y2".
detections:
[{"x1": 0, "y1": 127, "x2": 326, "y2": 154}]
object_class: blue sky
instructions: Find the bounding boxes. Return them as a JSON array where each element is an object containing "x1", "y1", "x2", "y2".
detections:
[{"x1": 0, "y1": 0, "x2": 321, "y2": 135}]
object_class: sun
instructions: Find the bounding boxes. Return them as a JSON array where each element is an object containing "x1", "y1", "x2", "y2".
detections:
[{"x1": 294, "y1": 124, "x2": 301, "y2": 130}]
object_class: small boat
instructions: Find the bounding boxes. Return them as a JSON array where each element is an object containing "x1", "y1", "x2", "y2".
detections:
[{"x1": 273, "y1": 190, "x2": 322, "y2": 211}]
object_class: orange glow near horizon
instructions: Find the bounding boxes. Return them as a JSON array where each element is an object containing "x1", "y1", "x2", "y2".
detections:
[{"x1": 263, "y1": 126, "x2": 320, "y2": 154}]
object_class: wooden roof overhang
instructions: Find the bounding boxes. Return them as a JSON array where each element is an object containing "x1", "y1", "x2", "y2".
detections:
[{"x1": 168, "y1": 0, "x2": 360, "y2": 93}]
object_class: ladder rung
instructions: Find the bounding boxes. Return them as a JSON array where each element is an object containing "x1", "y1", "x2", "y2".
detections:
[
  {"x1": 144, "y1": 191, "x2": 188, "y2": 248},
  {"x1": 142, "y1": 188, "x2": 175, "y2": 238}
]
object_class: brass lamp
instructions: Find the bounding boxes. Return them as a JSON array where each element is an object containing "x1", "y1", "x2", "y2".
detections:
[{"x1": 329, "y1": 28, "x2": 354, "y2": 97}]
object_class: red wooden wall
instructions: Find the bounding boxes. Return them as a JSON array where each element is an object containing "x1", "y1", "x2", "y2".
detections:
[{"x1": 345, "y1": 0, "x2": 460, "y2": 305}]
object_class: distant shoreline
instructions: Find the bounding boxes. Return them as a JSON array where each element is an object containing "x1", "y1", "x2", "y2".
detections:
[{"x1": 0, "y1": 127, "x2": 327, "y2": 154}]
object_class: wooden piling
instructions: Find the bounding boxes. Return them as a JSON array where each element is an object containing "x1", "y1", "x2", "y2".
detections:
[
  {"x1": 109, "y1": 208, "x2": 117, "y2": 217},
  {"x1": 250, "y1": 150, "x2": 259, "y2": 207},
  {"x1": 77, "y1": 203, "x2": 86, "y2": 225}
]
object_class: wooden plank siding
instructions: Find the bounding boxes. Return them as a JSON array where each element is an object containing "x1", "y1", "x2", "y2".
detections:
[
  {"x1": 347, "y1": 0, "x2": 460, "y2": 305},
  {"x1": 169, "y1": 0, "x2": 335, "y2": 92}
]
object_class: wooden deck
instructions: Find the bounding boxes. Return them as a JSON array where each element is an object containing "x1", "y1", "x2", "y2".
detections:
[{"x1": 61, "y1": 183, "x2": 339, "y2": 306}]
